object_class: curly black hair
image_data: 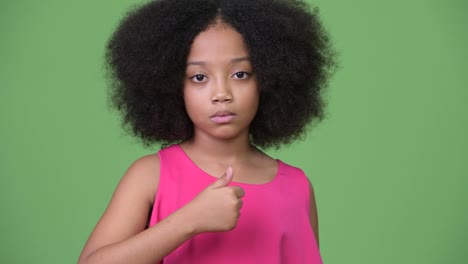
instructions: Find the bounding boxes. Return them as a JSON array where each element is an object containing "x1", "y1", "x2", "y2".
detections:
[{"x1": 106, "y1": 0, "x2": 336, "y2": 149}]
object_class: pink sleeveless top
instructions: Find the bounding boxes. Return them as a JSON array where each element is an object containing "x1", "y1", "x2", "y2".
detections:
[{"x1": 149, "y1": 145, "x2": 322, "y2": 264}]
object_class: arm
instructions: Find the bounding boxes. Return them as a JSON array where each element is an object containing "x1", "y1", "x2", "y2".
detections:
[
  {"x1": 78, "y1": 154, "x2": 195, "y2": 264},
  {"x1": 308, "y1": 179, "x2": 320, "y2": 248},
  {"x1": 78, "y1": 156, "x2": 244, "y2": 264}
]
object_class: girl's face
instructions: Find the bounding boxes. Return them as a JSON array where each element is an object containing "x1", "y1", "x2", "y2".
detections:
[{"x1": 184, "y1": 23, "x2": 259, "y2": 141}]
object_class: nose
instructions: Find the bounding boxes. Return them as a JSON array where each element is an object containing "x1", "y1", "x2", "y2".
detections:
[{"x1": 211, "y1": 79, "x2": 233, "y2": 103}]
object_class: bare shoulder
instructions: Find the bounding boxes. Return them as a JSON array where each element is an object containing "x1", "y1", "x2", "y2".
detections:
[
  {"x1": 111, "y1": 152, "x2": 161, "y2": 218},
  {"x1": 124, "y1": 153, "x2": 161, "y2": 194},
  {"x1": 79, "y1": 153, "x2": 161, "y2": 261},
  {"x1": 116, "y1": 153, "x2": 161, "y2": 205}
]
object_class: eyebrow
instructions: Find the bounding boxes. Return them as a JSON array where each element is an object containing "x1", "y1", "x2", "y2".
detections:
[{"x1": 187, "y1": 56, "x2": 250, "y2": 66}]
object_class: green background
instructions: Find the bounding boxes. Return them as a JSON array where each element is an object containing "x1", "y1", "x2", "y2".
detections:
[{"x1": 1, "y1": 0, "x2": 466, "y2": 263}]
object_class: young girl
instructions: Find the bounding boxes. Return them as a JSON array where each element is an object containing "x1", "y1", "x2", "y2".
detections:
[{"x1": 79, "y1": 0, "x2": 335, "y2": 263}]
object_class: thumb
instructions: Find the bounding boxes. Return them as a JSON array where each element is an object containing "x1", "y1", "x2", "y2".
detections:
[{"x1": 210, "y1": 166, "x2": 233, "y2": 189}]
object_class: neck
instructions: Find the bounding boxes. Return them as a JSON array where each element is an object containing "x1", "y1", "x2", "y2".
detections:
[{"x1": 182, "y1": 132, "x2": 254, "y2": 163}]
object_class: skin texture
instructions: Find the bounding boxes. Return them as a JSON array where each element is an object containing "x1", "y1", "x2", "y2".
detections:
[
  {"x1": 183, "y1": 23, "x2": 259, "y2": 143},
  {"x1": 78, "y1": 23, "x2": 320, "y2": 264}
]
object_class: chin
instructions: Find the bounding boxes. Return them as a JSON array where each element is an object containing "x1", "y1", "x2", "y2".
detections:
[{"x1": 211, "y1": 128, "x2": 248, "y2": 141}]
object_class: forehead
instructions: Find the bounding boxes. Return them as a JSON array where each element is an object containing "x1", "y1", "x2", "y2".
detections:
[{"x1": 187, "y1": 23, "x2": 249, "y2": 63}]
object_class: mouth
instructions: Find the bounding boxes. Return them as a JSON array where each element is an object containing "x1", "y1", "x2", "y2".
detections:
[{"x1": 210, "y1": 110, "x2": 236, "y2": 124}]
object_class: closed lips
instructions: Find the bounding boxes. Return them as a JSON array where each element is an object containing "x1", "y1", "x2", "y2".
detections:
[
  {"x1": 210, "y1": 111, "x2": 236, "y2": 123},
  {"x1": 211, "y1": 111, "x2": 235, "y2": 118}
]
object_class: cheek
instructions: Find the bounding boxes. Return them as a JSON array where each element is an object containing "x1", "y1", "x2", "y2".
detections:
[
  {"x1": 183, "y1": 89, "x2": 204, "y2": 121},
  {"x1": 183, "y1": 91, "x2": 195, "y2": 117},
  {"x1": 246, "y1": 89, "x2": 260, "y2": 108},
  {"x1": 239, "y1": 92, "x2": 260, "y2": 118},
  {"x1": 183, "y1": 86, "x2": 196, "y2": 106}
]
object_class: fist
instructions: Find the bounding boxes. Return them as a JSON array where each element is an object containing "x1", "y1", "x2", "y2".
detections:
[{"x1": 184, "y1": 167, "x2": 245, "y2": 234}]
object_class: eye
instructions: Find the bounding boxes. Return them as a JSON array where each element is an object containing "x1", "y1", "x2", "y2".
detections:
[
  {"x1": 191, "y1": 74, "x2": 207, "y2": 82},
  {"x1": 232, "y1": 72, "x2": 249, "y2": 79}
]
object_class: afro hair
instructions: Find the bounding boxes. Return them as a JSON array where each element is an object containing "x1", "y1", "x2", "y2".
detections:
[{"x1": 106, "y1": 0, "x2": 337, "y2": 149}]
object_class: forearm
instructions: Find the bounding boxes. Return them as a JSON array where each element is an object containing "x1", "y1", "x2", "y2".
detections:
[{"x1": 79, "y1": 209, "x2": 195, "y2": 264}]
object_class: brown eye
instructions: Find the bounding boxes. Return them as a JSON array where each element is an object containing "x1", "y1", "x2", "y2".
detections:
[
  {"x1": 233, "y1": 72, "x2": 249, "y2": 79},
  {"x1": 191, "y1": 74, "x2": 206, "y2": 82}
]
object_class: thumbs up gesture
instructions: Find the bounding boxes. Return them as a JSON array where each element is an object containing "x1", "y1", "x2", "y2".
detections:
[{"x1": 183, "y1": 167, "x2": 245, "y2": 234}]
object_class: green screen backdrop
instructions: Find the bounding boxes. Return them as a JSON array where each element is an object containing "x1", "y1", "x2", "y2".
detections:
[{"x1": 1, "y1": 0, "x2": 467, "y2": 263}]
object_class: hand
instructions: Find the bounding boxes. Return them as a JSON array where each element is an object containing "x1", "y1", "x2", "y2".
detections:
[{"x1": 183, "y1": 166, "x2": 245, "y2": 234}]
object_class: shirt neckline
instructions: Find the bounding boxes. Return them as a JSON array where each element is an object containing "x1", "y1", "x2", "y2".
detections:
[{"x1": 175, "y1": 144, "x2": 283, "y2": 187}]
